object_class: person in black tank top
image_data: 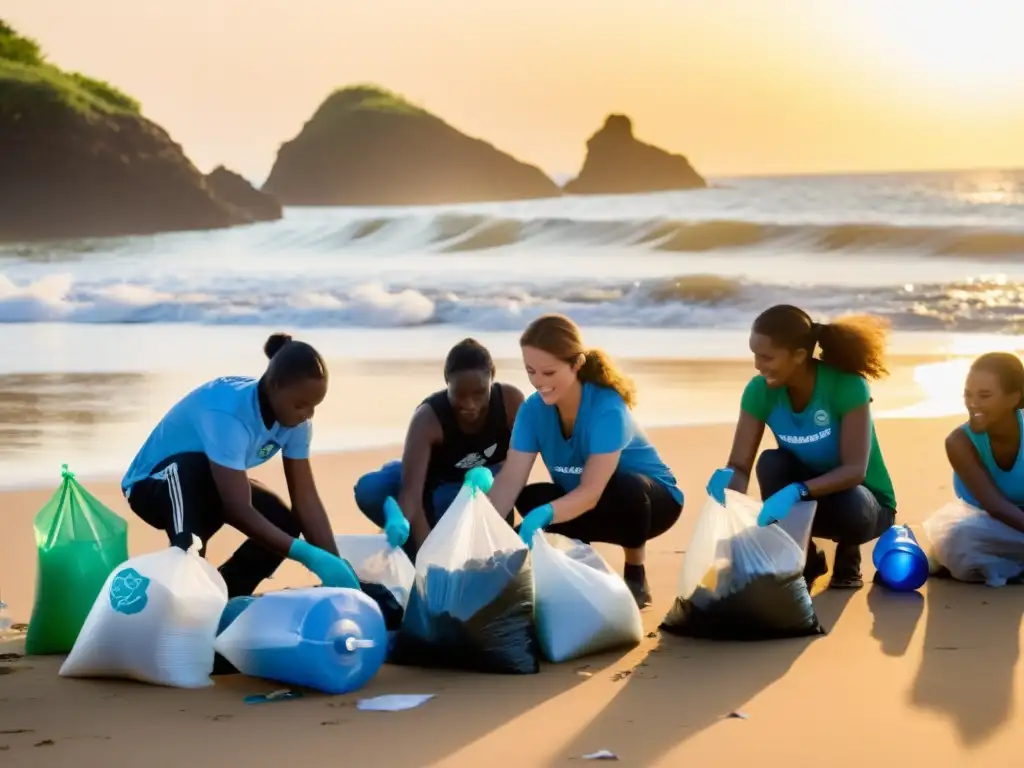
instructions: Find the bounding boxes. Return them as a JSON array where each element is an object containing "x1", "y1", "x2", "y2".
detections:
[{"x1": 354, "y1": 339, "x2": 525, "y2": 558}]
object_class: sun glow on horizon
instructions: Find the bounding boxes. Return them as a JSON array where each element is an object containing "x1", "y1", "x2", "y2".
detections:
[{"x1": 850, "y1": 1, "x2": 1024, "y2": 101}]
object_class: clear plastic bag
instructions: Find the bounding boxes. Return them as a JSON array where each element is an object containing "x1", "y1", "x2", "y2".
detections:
[
  {"x1": 391, "y1": 482, "x2": 539, "y2": 674},
  {"x1": 333, "y1": 533, "x2": 415, "y2": 609},
  {"x1": 661, "y1": 490, "x2": 825, "y2": 641},
  {"x1": 26, "y1": 465, "x2": 129, "y2": 655},
  {"x1": 60, "y1": 539, "x2": 228, "y2": 688},
  {"x1": 922, "y1": 500, "x2": 1024, "y2": 587},
  {"x1": 532, "y1": 532, "x2": 643, "y2": 662}
]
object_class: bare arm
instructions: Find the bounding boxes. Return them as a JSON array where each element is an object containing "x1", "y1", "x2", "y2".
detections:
[
  {"x1": 946, "y1": 428, "x2": 1024, "y2": 533},
  {"x1": 548, "y1": 451, "x2": 621, "y2": 523},
  {"x1": 208, "y1": 462, "x2": 296, "y2": 556},
  {"x1": 487, "y1": 448, "x2": 537, "y2": 518},
  {"x1": 725, "y1": 410, "x2": 767, "y2": 495},
  {"x1": 502, "y1": 383, "x2": 526, "y2": 429},
  {"x1": 283, "y1": 457, "x2": 339, "y2": 556},
  {"x1": 397, "y1": 404, "x2": 444, "y2": 547},
  {"x1": 803, "y1": 405, "x2": 871, "y2": 498}
]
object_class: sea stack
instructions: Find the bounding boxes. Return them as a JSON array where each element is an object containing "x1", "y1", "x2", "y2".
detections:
[
  {"x1": 564, "y1": 114, "x2": 706, "y2": 195},
  {"x1": 262, "y1": 84, "x2": 561, "y2": 206}
]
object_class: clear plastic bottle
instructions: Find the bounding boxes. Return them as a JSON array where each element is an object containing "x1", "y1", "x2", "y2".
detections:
[{"x1": 0, "y1": 590, "x2": 11, "y2": 632}]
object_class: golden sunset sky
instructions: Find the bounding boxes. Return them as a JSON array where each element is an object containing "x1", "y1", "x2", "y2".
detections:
[{"x1": 8, "y1": 0, "x2": 1024, "y2": 180}]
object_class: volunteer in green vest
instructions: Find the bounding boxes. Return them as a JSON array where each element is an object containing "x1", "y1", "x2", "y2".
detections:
[{"x1": 706, "y1": 304, "x2": 898, "y2": 590}]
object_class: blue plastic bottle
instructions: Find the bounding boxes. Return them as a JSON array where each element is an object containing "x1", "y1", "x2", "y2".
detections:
[
  {"x1": 214, "y1": 587, "x2": 388, "y2": 695},
  {"x1": 872, "y1": 524, "x2": 929, "y2": 592}
]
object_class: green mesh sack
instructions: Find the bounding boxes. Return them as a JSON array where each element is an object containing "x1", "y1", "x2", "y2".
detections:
[{"x1": 25, "y1": 464, "x2": 130, "y2": 655}]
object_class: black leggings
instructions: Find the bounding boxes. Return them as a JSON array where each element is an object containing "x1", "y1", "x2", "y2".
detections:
[
  {"x1": 125, "y1": 452, "x2": 300, "y2": 598},
  {"x1": 756, "y1": 448, "x2": 895, "y2": 576},
  {"x1": 515, "y1": 472, "x2": 683, "y2": 549}
]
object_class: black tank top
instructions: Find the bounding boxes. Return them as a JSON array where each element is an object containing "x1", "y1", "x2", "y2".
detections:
[{"x1": 423, "y1": 383, "x2": 511, "y2": 488}]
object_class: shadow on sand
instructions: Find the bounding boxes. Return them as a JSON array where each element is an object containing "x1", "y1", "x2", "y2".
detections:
[
  {"x1": 866, "y1": 581, "x2": 925, "y2": 657},
  {"x1": 547, "y1": 587, "x2": 857, "y2": 766},
  {"x1": 909, "y1": 579, "x2": 1022, "y2": 746}
]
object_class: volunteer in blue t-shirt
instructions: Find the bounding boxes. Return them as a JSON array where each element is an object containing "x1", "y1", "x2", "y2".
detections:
[
  {"x1": 706, "y1": 304, "x2": 898, "y2": 590},
  {"x1": 487, "y1": 314, "x2": 684, "y2": 609},
  {"x1": 947, "y1": 352, "x2": 1024, "y2": 533},
  {"x1": 121, "y1": 332, "x2": 359, "y2": 598}
]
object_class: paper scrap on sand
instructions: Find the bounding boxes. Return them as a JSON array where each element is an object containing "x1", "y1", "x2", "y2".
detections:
[
  {"x1": 356, "y1": 694, "x2": 435, "y2": 712},
  {"x1": 582, "y1": 750, "x2": 619, "y2": 760}
]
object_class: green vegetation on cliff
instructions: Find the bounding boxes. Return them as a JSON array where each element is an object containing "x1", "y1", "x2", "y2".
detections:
[
  {"x1": 0, "y1": 20, "x2": 139, "y2": 118},
  {"x1": 0, "y1": 19, "x2": 280, "y2": 242}
]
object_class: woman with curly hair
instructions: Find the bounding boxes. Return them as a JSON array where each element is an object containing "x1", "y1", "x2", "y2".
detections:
[
  {"x1": 486, "y1": 314, "x2": 684, "y2": 608},
  {"x1": 705, "y1": 305, "x2": 898, "y2": 590}
]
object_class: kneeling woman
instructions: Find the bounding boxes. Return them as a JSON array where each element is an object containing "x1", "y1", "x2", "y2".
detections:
[
  {"x1": 947, "y1": 352, "x2": 1024, "y2": 531},
  {"x1": 121, "y1": 333, "x2": 359, "y2": 598},
  {"x1": 353, "y1": 339, "x2": 525, "y2": 555},
  {"x1": 486, "y1": 314, "x2": 684, "y2": 608},
  {"x1": 707, "y1": 305, "x2": 897, "y2": 590}
]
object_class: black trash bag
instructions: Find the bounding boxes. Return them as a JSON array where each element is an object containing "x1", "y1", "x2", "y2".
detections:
[
  {"x1": 359, "y1": 580, "x2": 405, "y2": 632},
  {"x1": 660, "y1": 491, "x2": 826, "y2": 641},
  {"x1": 392, "y1": 548, "x2": 539, "y2": 674},
  {"x1": 389, "y1": 482, "x2": 539, "y2": 674}
]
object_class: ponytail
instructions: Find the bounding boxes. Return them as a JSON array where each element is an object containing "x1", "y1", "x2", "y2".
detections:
[
  {"x1": 816, "y1": 315, "x2": 890, "y2": 381},
  {"x1": 578, "y1": 348, "x2": 637, "y2": 408}
]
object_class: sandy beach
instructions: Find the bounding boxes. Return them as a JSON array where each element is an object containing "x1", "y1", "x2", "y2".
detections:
[{"x1": 3, "y1": 414, "x2": 1022, "y2": 767}]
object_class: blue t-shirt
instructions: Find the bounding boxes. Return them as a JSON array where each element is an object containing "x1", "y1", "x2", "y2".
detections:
[
  {"x1": 953, "y1": 409, "x2": 1024, "y2": 508},
  {"x1": 121, "y1": 376, "x2": 312, "y2": 492},
  {"x1": 510, "y1": 382, "x2": 682, "y2": 504}
]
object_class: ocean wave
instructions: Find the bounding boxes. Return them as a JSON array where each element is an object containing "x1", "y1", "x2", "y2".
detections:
[
  {"x1": 0, "y1": 271, "x2": 1021, "y2": 334},
  {"x1": 252, "y1": 211, "x2": 1024, "y2": 258}
]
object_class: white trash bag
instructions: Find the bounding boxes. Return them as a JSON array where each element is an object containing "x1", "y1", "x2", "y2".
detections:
[
  {"x1": 532, "y1": 531, "x2": 643, "y2": 663},
  {"x1": 391, "y1": 481, "x2": 539, "y2": 674},
  {"x1": 334, "y1": 533, "x2": 415, "y2": 608},
  {"x1": 922, "y1": 499, "x2": 1024, "y2": 587},
  {"x1": 660, "y1": 490, "x2": 825, "y2": 641},
  {"x1": 60, "y1": 540, "x2": 228, "y2": 688}
]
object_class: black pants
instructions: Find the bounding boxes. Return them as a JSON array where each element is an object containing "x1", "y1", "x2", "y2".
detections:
[
  {"x1": 125, "y1": 452, "x2": 301, "y2": 598},
  {"x1": 755, "y1": 448, "x2": 895, "y2": 578},
  {"x1": 515, "y1": 472, "x2": 683, "y2": 550}
]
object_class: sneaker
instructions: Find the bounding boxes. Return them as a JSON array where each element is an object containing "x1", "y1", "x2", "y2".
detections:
[{"x1": 625, "y1": 575, "x2": 652, "y2": 609}]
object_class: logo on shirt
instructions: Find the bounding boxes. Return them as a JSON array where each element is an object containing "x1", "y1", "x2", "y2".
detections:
[
  {"x1": 454, "y1": 443, "x2": 497, "y2": 470},
  {"x1": 552, "y1": 465, "x2": 584, "y2": 475},
  {"x1": 258, "y1": 441, "x2": 281, "y2": 460},
  {"x1": 813, "y1": 409, "x2": 830, "y2": 427},
  {"x1": 778, "y1": 428, "x2": 832, "y2": 446}
]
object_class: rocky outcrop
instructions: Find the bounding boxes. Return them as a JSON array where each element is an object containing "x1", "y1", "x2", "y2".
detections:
[
  {"x1": 0, "y1": 20, "x2": 258, "y2": 242},
  {"x1": 205, "y1": 166, "x2": 282, "y2": 222},
  {"x1": 263, "y1": 85, "x2": 561, "y2": 206},
  {"x1": 564, "y1": 114, "x2": 706, "y2": 195}
]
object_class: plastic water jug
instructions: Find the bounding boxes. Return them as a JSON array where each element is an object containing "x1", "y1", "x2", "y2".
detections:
[
  {"x1": 872, "y1": 524, "x2": 929, "y2": 592},
  {"x1": 214, "y1": 587, "x2": 387, "y2": 695}
]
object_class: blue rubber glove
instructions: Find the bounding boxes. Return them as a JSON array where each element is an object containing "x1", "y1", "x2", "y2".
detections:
[
  {"x1": 757, "y1": 483, "x2": 804, "y2": 527},
  {"x1": 382, "y1": 496, "x2": 411, "y2": 548},
  {"x1": 519, "y1": 503, "x2": 555, "y2": 547},
  {"x1": 464, "y1": 465, "x2": 494, "y2": 494},
  {"x1": 288, "y1": 539, "x2": 361, "y2": 589},
  {"x1": 706, "y1": 467, "x2": 735, "y2": 506}
]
